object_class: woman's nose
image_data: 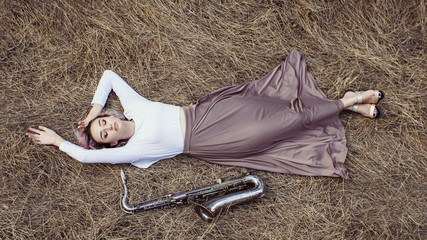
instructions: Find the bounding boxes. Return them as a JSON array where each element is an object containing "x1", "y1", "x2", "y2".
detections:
[{"x1": 104, "y1": 125, "x2": 113, "y2": 131}]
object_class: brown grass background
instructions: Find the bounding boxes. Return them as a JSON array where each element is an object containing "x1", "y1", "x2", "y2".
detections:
[{"x1": 0, "y1": 0, "x2": 426, "y2": 239}]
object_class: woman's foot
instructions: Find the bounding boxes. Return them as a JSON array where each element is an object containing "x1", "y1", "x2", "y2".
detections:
[
  {"x1": 345, "y1": 103, "x2": 381, "y2": 118},
  {"x1": 343, "y1": 89, "x2": 384, "y2": 104}
]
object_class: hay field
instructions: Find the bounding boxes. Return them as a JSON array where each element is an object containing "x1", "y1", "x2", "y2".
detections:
[{"x1": 1, "y1": 0, "x2": 426, "y2": 239}]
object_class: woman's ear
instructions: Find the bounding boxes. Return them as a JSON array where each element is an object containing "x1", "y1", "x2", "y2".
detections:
[{"x1": 110, "y1": 140, "x2": 119, "y2": 147}]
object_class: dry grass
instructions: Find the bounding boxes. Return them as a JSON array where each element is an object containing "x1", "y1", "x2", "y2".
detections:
[{"x1": 1, "y1": 0, "x2": 426, "y2": 239}]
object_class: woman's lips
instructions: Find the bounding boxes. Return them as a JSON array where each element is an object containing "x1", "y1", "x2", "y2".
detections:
[{"x1": 114, "y1": 122, "x2": 118, "y2": 131}]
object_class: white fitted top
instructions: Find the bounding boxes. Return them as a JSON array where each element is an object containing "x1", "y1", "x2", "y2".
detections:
[{"x1": 59, "y1": 70, "x2": 184, "y2": 168}]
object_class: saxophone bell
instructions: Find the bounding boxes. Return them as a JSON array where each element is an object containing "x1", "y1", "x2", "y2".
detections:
[{"x1": 194, "y1": 175, "x2": 265, "y2": 222}]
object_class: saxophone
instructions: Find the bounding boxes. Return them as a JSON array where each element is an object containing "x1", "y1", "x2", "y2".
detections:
[{"x1": 120, "y1": 169, "x2": 265, "y2": 222}]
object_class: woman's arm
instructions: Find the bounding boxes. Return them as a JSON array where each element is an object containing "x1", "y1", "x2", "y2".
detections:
[
  {"x1": 91, "y1": 70, "x2": 149, "y2": 111},
  {"x1": 59, "y1": 141, "x2": 139, "y2": 164},
  {"x1": 79, "y1": 70, "x2": 147, "y2": 128},
  {"x1": 27, "y1": 71, "x2": 151, "y2": 164},
  {"x1": 26, "y1": 126, "x2": 140, "y2": 164}
]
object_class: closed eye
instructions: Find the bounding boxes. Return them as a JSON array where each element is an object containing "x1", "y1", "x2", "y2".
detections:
[
  {"x1": 98, "y1": 119, "x2": 106, "y2": 126},
  {"x1": 99, "y1": 130, "x2": 108, "y2": 140},
  {"x1": 98, "y1": 119, "x2": 109, "y2": 140}
]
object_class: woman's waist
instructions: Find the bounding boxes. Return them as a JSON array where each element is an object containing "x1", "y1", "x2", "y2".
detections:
[
  {"x1": 180, "y1": 105, "x2": 196, "y2": 154},
  {"x1": 179, "y1": 107, "x2": 187, "y2": 141}
]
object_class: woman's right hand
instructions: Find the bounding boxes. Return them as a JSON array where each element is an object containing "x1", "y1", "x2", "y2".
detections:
[{"x1": 26, "y1": 126, "x2": 65, "y2": 147}]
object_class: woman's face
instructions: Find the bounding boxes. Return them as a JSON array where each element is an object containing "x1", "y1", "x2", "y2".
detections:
[{"x1": 90, "y1": 116, "x2": 124, "y2": 146}]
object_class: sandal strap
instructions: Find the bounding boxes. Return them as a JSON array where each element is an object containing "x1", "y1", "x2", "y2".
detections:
[
  {"x1": 352, "y1": 104, "x2": 359, "y2": 113},
  {"x1": 356, "y1": 92, "x2": 363, "y2": 104}
]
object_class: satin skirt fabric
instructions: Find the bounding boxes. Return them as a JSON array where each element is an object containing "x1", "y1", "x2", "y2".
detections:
[{"x1": 183, "y1": 50, "x2": 349, "y2": 179}]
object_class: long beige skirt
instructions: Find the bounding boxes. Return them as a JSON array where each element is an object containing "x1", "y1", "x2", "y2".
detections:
[{"x1": 183, "y1": 50, "x2": 349, "y2": 179}]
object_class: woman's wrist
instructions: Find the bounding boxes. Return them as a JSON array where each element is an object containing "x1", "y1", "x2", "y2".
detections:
[
  {"x1": 54, "y1": 136, "x2": 66, "y2": 148},
  {"x1": 90, "y1": 104, "x2": 103, "y2": 116}
]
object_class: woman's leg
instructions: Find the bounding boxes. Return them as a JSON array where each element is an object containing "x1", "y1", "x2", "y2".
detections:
[
  {"x1": 188, "y1": 96, "x2": 343, "y2": 158},
  {"x1": 185, "y1": 95, "x2": 349, "y2": 178}
]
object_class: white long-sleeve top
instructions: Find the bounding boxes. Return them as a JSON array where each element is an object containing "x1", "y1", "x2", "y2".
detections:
[{"x1": 59, "y1": 70, "x2": 184, "y2": 168}]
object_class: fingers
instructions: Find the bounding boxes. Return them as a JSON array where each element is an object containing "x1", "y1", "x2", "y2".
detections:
[
  {"x1": 28, "y1": 127, "x2": 43, "y2": 134},
  {"x1": 25, "y1": 132, "x2": 41, "y2": 144},
  {"x1": 26, "y1": 126, "x2": 46, "y2": 144},
  {"x1": 77, "y1": 120, "x2": 88, "y2": 129},
  {"x1": 38, "y1": 126, "x2": 48, "y2": 131},
  {"x1": 28, "y1": 126, "x2": 48, "y2": 133}
]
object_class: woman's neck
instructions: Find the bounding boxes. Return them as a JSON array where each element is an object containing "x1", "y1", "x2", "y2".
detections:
[{"x1": 121, "y1": 120, "x2": 135, "y2": 140}]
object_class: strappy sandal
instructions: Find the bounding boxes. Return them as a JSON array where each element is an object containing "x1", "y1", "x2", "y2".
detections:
[
  {"x1": 344, "y1": 89, "x2": 385, "y2": 104},
  {"x1": 352, "y1": 104, "x2": 382, "y2": 119}
]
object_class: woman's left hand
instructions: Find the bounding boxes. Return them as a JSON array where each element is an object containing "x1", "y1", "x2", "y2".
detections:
[
  {"x1": 78, "y1": 104, "x2": 104, "y2": 129},
  {"x1": 26, "y1": 126, "x2": 65, "y2": 147},
  {"x1": 77, "y1": 119, "x2": 90, "y2": 129}
]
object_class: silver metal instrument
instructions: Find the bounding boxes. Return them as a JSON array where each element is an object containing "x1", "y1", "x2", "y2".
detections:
[{"x1": 120, "y1": 169, "x2": 265, "y2": 222}]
